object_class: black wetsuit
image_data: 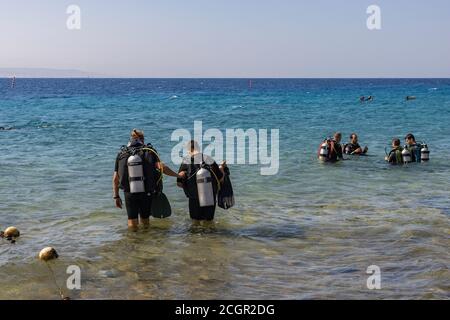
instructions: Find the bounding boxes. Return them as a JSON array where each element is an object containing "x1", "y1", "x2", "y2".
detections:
[
  {"x1": 344, "y1": 142, "x2": 361, "y2": 155},
  {"x1": 328, "y1": 141, "x2": 344, "y2": 162},
  {"x1": 178, "y1": 154, "x2": 223, "y2": 221},
  {"x1": 114, "y1": 143, "x2": 159, "y2": 220}
]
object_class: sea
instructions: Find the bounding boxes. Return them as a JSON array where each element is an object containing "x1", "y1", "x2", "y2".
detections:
[{"x1": 0, "y1": 78, "x2": 449, "y2": 299}]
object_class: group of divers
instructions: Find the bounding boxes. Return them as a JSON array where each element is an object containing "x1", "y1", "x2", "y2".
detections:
[
  {"x1": 113, "y1": 129, "x2": 234, "y2": 231},
  {"x1": 113, "y1": 129, "x2": 430, "y2": 231},
  {"x1": 318, "y1": 132, "x2": 429, "y2": 164}
]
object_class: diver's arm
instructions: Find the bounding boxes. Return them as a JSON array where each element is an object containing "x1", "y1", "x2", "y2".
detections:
[
  {"x1": 177, "y1": 171, "x2": 187, "y2": 188},
  {"x1": 157, "y1": 162, "x2": 179, "y2": 177},
  {"x1": 211, "y1": 161, "x2": 226, "y2": 183},
  {"x1": 219, "y1": 161, "x2": 228, "y2": 181},
  {"x1": 112, "y1": 171, "x2": 122, "y2": 209}
]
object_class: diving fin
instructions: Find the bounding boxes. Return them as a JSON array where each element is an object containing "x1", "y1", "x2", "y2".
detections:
[
  {"x1": 218, "y1": 167, "x2": 235, "y2": 210},
  {"x1": 151, "y1": 192, "x2": 172, "y2": 218}
]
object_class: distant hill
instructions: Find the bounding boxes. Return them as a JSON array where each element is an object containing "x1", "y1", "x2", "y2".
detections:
[{"x1": 0, "y1": 68, "x2": 102, "y2": 78}]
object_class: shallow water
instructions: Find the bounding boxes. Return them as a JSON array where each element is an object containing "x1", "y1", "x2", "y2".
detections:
[{"x1": 0, "y1": 79, "x2": 449, "y2": 299}]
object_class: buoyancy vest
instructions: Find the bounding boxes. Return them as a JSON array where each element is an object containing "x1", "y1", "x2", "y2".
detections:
[
  {"x1": 343, "y1": 143, "x2": 360, "y2": 155},
  {"x1": 405, "y1": 143, "x2": 422, "y2": 163},
  {"x1": 117, "y1": 143, "x2": 162, "y2": 194},
  {"x1": 182, "y1": 154, "x2": 220, "y2": 199},
  {"x1": 318, "y1": 139, "x2": 342, "y2": 162},
  {"x1": 388, "y1": 147, "x2": 403, "y2": 165}
]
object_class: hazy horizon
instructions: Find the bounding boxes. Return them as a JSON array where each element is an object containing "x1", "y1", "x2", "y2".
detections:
[{"x1": 1, "y1": 0, "x2": 450, "y2": 78}]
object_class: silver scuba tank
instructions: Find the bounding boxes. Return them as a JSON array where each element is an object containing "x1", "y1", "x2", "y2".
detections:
[
  {"x1": 127, "y1": 154, "x2": 145, "y2": 193},
  {"x1": 421, "y1": 143, "x2": 430, "y2": 161},
  {"x1": 402, "y1": 147, "x2": 412, "y2": 164},
  {"x1": 319, "y1": 142, "x2": 329, "y2": 161},
  {"x1": 196, "y1": 166, "x2": 215, "y2": 207}
]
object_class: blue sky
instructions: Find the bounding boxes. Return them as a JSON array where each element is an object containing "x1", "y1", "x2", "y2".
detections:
[{"x1": 1, "y1": 0, "x2": 449, "y2": 77}]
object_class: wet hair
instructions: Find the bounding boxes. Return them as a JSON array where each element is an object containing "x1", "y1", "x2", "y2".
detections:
[
  {"x1": 350, "y1": 133, "x2": 357, "y2": 140},
  {"x1": 392, "y1": 138, "x2": 401, "y2": 147},
  {"x1": 334, "y1": 132, "x2": 342, "y2": 139},
  {"x1": 131, "y1": 129, "x2": 144, "y2": 140},
  {"x1": 405, "y1": 133, "x2": 416, "y2": 142}
]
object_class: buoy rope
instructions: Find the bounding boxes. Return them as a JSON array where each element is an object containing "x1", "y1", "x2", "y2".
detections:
[{"x1": 45, "y1": 262, "x2": 66, "y2": 300}]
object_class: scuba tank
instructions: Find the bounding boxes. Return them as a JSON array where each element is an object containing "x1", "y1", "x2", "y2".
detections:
[
  {"x1": 402, "y1": 147, "x2": 412, "y2": 164},
  {"x1": 196, "y1": 163, "x2": 215, "y2": 207},
  {"x1": 319, "y1": 141, "x2": 329, "y2": 161},
  {"x1": 344, "y1": 144, "x2": 353, "y2": 155},
  {"x1": 421, "y1": 143, "x2": 430, "y2": 162},
  {"x1": 127, "y1": 154, "x2": 146, "y2": 193}
]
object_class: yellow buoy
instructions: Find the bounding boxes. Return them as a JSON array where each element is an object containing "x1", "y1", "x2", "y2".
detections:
[
  {"x1": 39, "y1": 247, "x2": 59, "y2": 261},
  {"x1": 4, "y1": 226, "x2": 20, "y2": 238}
]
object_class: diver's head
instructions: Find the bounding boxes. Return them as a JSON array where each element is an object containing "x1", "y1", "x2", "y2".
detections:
[
  {"x1": 392, "y1": 138, "x2": 401, "y2": 148},
  {"x1": 334, "y1": 132, "x2": 342, "y2": 143},
  {"x1": 405, "y1": 133, "x2": 416, "y2": 146},
  {"x1": 129, "y1": 128, "x2": 145, "y2": 145},
  {"x1": 186, "y1": 140, "x2": 200, "y2": 155},
  {"x1": 350, "y1": 133, "x2": 358, "y2": 144}
]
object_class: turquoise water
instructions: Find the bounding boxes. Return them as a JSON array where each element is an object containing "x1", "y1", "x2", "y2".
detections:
[{"x1": 0, "y1": 79, "x2": 449, "y2": 299}]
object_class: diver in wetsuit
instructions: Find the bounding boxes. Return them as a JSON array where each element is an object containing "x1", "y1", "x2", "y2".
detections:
[
  {"x1": 385, "y1": 138, "x2": 403, "y2": 165},
  {"x1": 344, "y1": 133, "x2": 368, "y2": 155},
  {"x1": 404, "y1": 133, "x2": 422, "y2": 163},
  {"x1": 177, "y1": 140, "x2": 225, "y2": 226}
]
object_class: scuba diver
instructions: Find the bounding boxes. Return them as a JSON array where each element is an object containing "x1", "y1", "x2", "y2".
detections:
[
  {"x1": 343, "y1": 133, "x2": 368, "y2": 155},
  {"x1": 112, "y1": 129, "x2": 179, "y2": 231},
  {"x1": 318, "y1": 132, "x2": 344, "y2": 162},
  {"x1": 385, "y1": 138, "x2": 403, "y2": 165},
  {"x1": 359, "y1": 96, "x2": 373, "y2": 102},
  {"x1": 403, "y1": 133, "x2": 429, "y2": 163},
  {"x1": 177, "y1": 140, "x2": 225, "y2": 226}
]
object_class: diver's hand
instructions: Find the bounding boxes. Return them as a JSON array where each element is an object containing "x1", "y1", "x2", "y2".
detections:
[
  {"x1": 220, "y1": 160, "x2": 227, "y2": 168},
  {"x1": 177, "y1": 172, "x2": 186, "y2": 188},
  {"x1": 114, "y1": 196, "x2": 123, "y2": 209}
]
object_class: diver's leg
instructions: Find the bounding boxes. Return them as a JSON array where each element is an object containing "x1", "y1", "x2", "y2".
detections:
[
  {"x1": 139, "y1": 193, "x2": 152, "y2": 229},
  {"x1": 128, "y1": 219, "x2": 139, "y2": 231},
  {"x1": 200, "y1": 204, "x2": 216, "y2": 228},
  {"x1": 189, "y1": 198, "x2": 202, "y2": 226},
  {"x1": 125, "y1": 192, "x2": 139, "y2": 231}
]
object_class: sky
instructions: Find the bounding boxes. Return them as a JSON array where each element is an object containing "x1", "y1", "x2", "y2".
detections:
[{"x1": 0, "y1": 0, "x2": 449, "y2": 78}]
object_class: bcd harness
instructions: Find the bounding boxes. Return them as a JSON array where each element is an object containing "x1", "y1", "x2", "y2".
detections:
[
  {"x1": 182, "y1": 154, "x2": 221, "y2": 200},
  {"x1": 117, "y1": 143, "x2": 163, "y2": 194},
  {"x1": 318, "y1": 138, "x2": 340, "y2": 161}
]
